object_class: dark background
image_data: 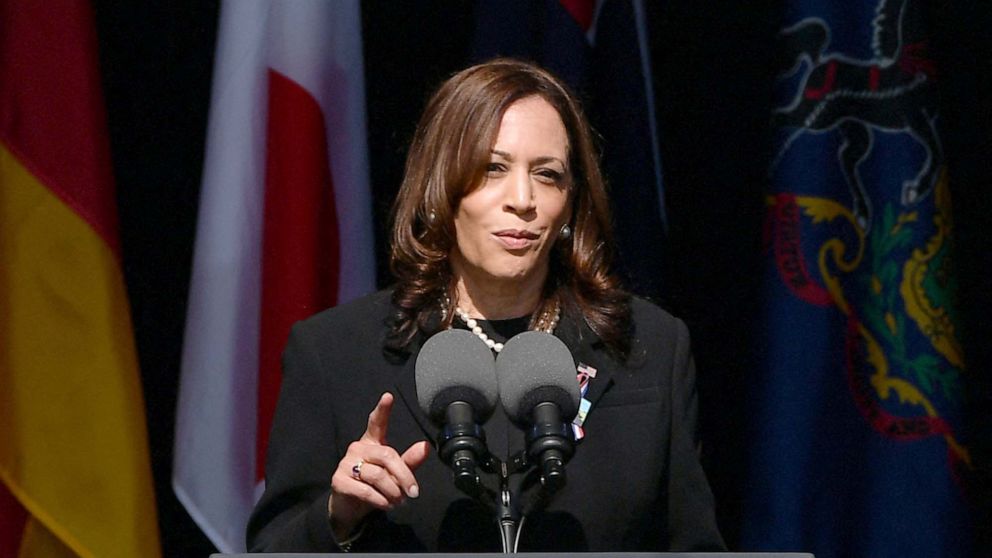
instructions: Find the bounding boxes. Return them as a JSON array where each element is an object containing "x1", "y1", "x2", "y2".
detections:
[{"x1": 92, "y1": 2, "x2": 991, "y2": 556}]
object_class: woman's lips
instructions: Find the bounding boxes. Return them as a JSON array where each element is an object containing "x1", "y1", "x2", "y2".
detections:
[{"x1": 493, "y1": 229, "x2": 539, "y2": 249}]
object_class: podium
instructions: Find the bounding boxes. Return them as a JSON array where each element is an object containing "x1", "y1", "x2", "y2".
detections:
[{"x1": 214, "y1": 553, "x2": 814, "y2": 557}]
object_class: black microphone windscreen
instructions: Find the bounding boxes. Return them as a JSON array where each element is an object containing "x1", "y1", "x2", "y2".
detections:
[
  {"x1": 495, "y1": 331, "x2": 580, "y2": 423},
  {"x1": 415, "y1": 329, "x2": 498, "y2": 423}
]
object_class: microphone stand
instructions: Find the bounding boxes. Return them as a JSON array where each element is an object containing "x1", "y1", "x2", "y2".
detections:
[
  {"x1": 496, "y1": 459, "x2": 521, "y2": 553},
  {"x1": 440, "y1": 421, "x2": 571, "y2": 553},
  {"x1": 485, "y1": 432, "x2": 573, "y2": 553},
  {"x1": 469, "y1": 452, "x2": 527, "y2": 553}
]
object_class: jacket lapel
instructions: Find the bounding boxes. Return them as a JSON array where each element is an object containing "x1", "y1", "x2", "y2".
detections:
[
  {"x1": 519, "y1": 311, "x2": 620, "y2": 516},
  {"x1": 553, "y1": 311, "x2": 616, "y2": 430},
  {"x1": 391, "y1": 339, "x2": 440, "y2": 445}
]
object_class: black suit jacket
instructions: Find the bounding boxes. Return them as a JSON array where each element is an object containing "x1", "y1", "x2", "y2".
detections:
[{"x1": 247, "y1": 290, "x2": 725, "y2": 552}]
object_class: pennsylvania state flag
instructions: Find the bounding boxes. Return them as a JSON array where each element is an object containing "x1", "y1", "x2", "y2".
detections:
[{"x1": 743, "y1": 1, "x2": 972, "y2": 557}]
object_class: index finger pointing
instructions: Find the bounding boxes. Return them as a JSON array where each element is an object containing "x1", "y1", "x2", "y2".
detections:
[{"x1": 361, "y1": 392, "x2": 394, "y2": 444}]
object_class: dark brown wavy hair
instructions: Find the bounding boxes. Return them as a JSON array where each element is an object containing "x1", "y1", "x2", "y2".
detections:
[{"x1": 387, "y1": 58, "x2": 631, "y2": 358}]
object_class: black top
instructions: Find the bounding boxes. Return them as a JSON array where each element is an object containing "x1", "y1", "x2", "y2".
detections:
[
  {"x1": 466, "y1": 314, "x2": 530, "y2": 342},
  {"x1": 247, "y1": 289, "x2": 725, "y2": 552}
]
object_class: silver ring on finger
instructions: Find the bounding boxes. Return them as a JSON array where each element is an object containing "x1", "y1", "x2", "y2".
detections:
[{"x1": 351, "y1": 459, "x2": 364, "y2": 481}]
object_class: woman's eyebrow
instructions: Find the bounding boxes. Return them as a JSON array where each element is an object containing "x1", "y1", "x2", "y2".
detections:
[
  {"x1": 490, "y1": 150, "x2": 565, "y2": 167},
  {"x1": 531, "y1": 156, "x2": 565, "y2": 167}
]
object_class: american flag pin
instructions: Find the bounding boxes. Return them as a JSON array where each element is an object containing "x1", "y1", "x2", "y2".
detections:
[{"x1": 577, "y1": 363, "x2": 597, "y2": 378}]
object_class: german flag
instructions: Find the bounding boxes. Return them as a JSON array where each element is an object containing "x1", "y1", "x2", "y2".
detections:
[{"x1": 0, "y1": 1, "x2": 161, "y2": 557}]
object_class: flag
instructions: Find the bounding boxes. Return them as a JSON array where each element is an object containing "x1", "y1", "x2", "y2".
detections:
[
  {"x1": 172, "y1": 0, "x2": 375, "y2": 552},
  {"x1": 0, "y1": 1, "x2": 161, "y2": 557},
  {"x1": 472, "y1": 0, "x2": 669, "y2": 299},
  {"x1": 744, "y1": 1, "x2": 971, "y2": 556}
]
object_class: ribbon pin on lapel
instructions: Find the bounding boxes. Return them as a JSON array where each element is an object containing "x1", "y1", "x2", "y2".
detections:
[{"x1": 572, "y1": 363, "x2": 597, "y2": 440}]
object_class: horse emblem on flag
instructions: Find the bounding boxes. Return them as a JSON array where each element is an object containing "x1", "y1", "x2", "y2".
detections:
[
  {"x1": 765, "y1": 0, "x2": 970, "y2": 481},
  {"x1": 771, "y1": 0, "x2": 941, "y2": 230}
]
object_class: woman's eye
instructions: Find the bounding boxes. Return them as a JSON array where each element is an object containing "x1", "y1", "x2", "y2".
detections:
[
  {"x1": 535, "y1": 169, "x2": 563, "y2": 184},
  {"x1": 486, "y1": 162, "x2": 506, "y2": 174}
]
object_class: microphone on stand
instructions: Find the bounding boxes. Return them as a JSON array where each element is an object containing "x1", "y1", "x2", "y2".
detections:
[
  {"x1": 495, "y1": 331, "x2": 580, "y2": 493},
  {"x1": 415, "y1": 329, "x2": 498, "y2": 497}
]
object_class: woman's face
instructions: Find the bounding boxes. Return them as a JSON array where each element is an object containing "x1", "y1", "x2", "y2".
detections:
[{"x1": 450, "y1": 95, "x2": 571, "y2": 289}]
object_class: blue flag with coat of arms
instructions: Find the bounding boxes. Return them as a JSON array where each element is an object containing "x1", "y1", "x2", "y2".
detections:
[{"x1": 743, "y1": 0, "x2": 973, "y2": 557}]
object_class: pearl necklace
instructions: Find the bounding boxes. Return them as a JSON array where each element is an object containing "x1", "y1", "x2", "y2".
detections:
[{"x1": 452, "y1": 300, "x2": 561, "y2": 353}]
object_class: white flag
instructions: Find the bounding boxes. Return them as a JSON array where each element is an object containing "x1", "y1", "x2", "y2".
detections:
[{"x1": 173, "y1": 1, "x2": 374, "y2": 551}]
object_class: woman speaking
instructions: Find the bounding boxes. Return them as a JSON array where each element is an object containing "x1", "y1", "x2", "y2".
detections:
[{"x1": 247, "y1": 59, "x2": 724, "y2": 552}]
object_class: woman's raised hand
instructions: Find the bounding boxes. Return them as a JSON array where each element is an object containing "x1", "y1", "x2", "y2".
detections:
[{"x1": 328, "y1": 392, "x2": 431, "y2": 540}]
